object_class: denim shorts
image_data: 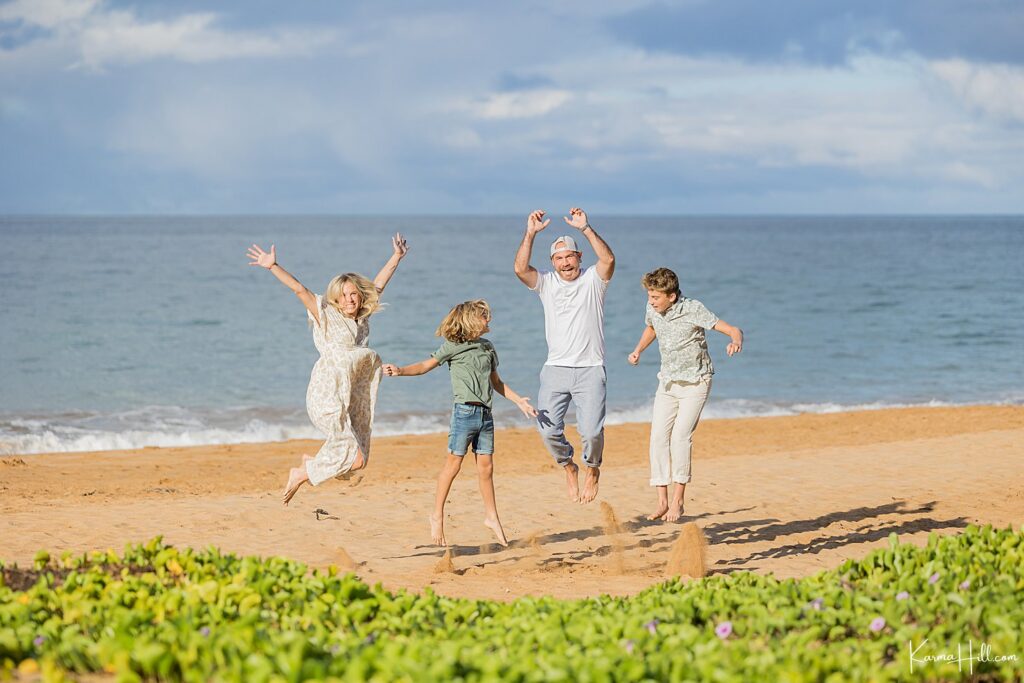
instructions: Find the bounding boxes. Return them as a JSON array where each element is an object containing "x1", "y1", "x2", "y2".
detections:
[{"x1": 448, "y1": 403, "x2": 494, "y2": 456}]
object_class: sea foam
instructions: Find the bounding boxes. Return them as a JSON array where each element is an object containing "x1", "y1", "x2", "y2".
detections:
[{"x1": 2, "y1": 397, "x2": 1015, "y2": 456}]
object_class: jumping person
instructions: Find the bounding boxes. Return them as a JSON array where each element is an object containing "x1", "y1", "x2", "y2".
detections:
[
  {"x1": 628, "y1": 267, "x2": 744, "y2": 522},
  {"x1": 513, "y1": 208, "x2": 615, "y2": 504},
  {"x1": 383, "y1": 300, "x2": 537, "y2": 547},
  {"x1": 246, "y1": 234, "x2": 408, "y2": 505}
]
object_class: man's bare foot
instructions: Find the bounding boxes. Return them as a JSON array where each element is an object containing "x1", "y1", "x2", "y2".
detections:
[
  {"x1": 647, "y1": 504, "x2": 669, "y2": 521},
  {"x1": 579, "y1": 467, "x2": 601, "y2": 504},
  {"x1": 353, "y1": 449, "x2": 365, "y2": 470},
  {"x1": 300, "y1": 454, "x2": 313, "y2": 465},
  {"x1": 665, "y1": 500, "x2": 685, "y2": 522},
  {"x1": 429, "y1": 514, "x2": 446, "y2": 546},
  {"x1": 282, "y1": 467, "x2": 308, "y2": 506},
  {"x1": 563, "y1": 462, "x2": 580, "y2": 502},
  {"x1": 483, "y1": 517, "x2": 508, "y2": 547}
]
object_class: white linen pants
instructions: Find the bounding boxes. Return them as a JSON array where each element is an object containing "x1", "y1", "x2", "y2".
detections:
[{"x1": 649, "y1": 377, "x2": 711, "y2": 486}]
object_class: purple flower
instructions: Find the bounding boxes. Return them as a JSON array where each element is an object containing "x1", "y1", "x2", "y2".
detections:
[
  {"x1": 624, "y1": 640, "x2": 635, "y2": 654},
  {"x1": 959, "y1": 579, "x2": 971, "y2": 590},
  {"x1": 896, "y1": 591, "x2": 910, "y2": 601},
  {"x1": 644, "y1": 619, "x2": 660, "y2": 634},
  {"x1": 928, "y1": 573, "x2": 940, "y2": 585},
  {"x1": 869, "y1": 617, "x2": 886, "y2": 633},
  {"x1": 33, "y1": 636, "x2": 45, "y2": 647},
  {"x1": 199, "y1": 627, "x2": 211, "y2": 637},
  {"x1": 809, "y1": 598, "x2": 824, "y2": 611},
  {"x1": 715, "y1": 621, "x2": 733, "y2": 639},
  {"x1": 364, "y1": 633, "x2": 377, "y2": 645}
]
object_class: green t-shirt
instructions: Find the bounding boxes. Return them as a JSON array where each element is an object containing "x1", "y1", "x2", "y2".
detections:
[{"x1": 432, "y1": 338, "x2": 499, "y2": 407}]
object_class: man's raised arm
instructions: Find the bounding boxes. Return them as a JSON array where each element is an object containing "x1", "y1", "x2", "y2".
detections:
[
  {"x1": 564, "y1": 207, "x2": 615, "y2": 281},
  {"x1": 514, "y1": 209, "x2": 550, "y2": 289}
]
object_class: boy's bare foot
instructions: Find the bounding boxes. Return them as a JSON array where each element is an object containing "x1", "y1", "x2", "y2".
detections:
[
  {"x1": 282, "y1": 467, "x2": 308, "y2": 506},
  {"x1": 665, "y1": 500, "x2": 685, "y2": 522},
  {"x1": 483, "y1": 516, "x2": 508, "y2": 547},
  {"x1": 429, "y1": 514, "x2": 446, "y2": 546},
  {"x1": 579, "y1": 467, "x2": 601, "y2": 504},
  {"x1": 563, "y1": 462, "x2": 580, "y2": 502},
  {"x1": 647, "y1": 504, "x2": 669, "y2": 521}
]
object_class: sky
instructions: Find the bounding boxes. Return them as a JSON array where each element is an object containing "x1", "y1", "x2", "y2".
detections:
[{"x1": 1, "y1": 0, "x2": 1023, "y2": 214}]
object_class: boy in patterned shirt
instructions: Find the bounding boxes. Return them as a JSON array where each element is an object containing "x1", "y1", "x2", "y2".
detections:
[{"x1": 628, "y1": 268, "x2": 745, "y2": 522}]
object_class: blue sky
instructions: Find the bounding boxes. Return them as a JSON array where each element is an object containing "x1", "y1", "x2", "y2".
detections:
[{"x1": 1, "y1": 0, "x2": 1022, "y2": 213}]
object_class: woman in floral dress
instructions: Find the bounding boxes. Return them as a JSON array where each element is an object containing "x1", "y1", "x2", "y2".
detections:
[{"x1": 246, "y1": 234, "x2": 408, "y2": 504}]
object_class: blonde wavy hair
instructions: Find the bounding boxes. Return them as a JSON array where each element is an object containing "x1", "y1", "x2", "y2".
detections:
[
  {"x1": 641, "y1": 267, "x2": 681, "y2": 298},
  {"x1": 324, "y1": 273, "x2": 381, "y2": 321},
  {"x1": 436, "y1": 300, "x2": 491, "y2": 343}
]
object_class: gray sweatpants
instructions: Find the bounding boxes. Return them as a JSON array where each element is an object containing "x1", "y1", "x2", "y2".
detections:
[{"x1": 535, "y1": 365, "x2": 607, "y2": 468}]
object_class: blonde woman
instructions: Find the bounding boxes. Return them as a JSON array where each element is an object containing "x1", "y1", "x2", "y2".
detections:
[
  {"x1": 383, "y1": 300, "x2": 537, "y2": 547},
  {"x1": 247, "y1": 234, "x2": 408, "y2": 505}
]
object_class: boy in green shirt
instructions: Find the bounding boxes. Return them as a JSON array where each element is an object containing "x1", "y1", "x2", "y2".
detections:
[{"x1": 383, "y1": 300, "x2": 536, "y2": 547}]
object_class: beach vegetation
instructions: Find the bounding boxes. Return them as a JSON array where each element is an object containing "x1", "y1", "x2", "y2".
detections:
[{"x1": 1, "y1": 526, "x2": 1021, "y2": 681}]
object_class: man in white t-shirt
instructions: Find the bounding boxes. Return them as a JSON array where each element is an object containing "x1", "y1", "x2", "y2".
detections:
[{"x1": 514, "y1": 207, "x2": 616, "y2": 504}]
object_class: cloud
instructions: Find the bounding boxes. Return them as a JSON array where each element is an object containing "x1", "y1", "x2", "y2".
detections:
[
  {"x1": 465, "y1": 89, "x2": 573, "y2": 120},
  {"x1": 607, "y1": 0, "x2": 1024, "y2": 66},
  {"x1": 0, "y1": 0, "x2": 96, "y2": 28},
  {"x1": 0, "y1": 0, "x2": 335, "y2": 69},
  {"x1": 2, "y1": 1, "x2": 1023, "y2": 212},
  {"x1": 931, "y1": 59, "x2": 1024, "y2": 123},
  {"x1": 495, "y1": 72, "x2": 556, "y2": 91}
]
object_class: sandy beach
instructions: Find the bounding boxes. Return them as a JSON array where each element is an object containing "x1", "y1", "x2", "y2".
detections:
[{"x1": 2, "y1": 406, "x2": 1021, "y2": 601}]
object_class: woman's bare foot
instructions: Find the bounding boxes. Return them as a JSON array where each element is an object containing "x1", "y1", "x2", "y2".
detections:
[
  {"x1": 563, "y1": 462, "x2": 580, "y2": 502},
  {"x1": 665, "y1": 499, "x2": 685, "y2": 522},
  {"x1": 483, "y1": 516, "x2": 508, "y2": 547},
  {"x1": 429, "y1": 514, "x2": 446, "y2": 546},
  {"x1": 647, "y1": 504, "x2": 669, "y2": 521},
  {"x1": 339, "y1": 449, "x2": 367, "y2": 480},
  {"x1": 282, "y1": 466, "x2": 309, "y2": 506},
  {"x1": 579, "y1": 467, "x2": 601, "y2": 504}
]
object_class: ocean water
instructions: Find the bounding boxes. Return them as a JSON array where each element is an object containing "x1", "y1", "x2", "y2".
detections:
[{"x1": 1, "y1": 215, "x2": 1022, "y2": 455}]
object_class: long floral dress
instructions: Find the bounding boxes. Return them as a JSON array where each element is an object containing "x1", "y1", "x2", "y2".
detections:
[{"x1": 304, "y1": 295, "x2": 382, "y2": 485}]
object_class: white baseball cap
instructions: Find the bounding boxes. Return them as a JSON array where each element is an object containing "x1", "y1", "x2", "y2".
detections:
[{"x1": 550, "y1": 235, "x2": 580, "y2": 257}]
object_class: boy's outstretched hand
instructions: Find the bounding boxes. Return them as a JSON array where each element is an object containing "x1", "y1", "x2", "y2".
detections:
[
  {"x1": 382, "y1": 364, "x2": 402, "y2": 377},
  {"x1": 515, "y1": 396, "x2": 538, "y2": 418},
  {"x1": 627, "y1": 351, "x2": 640, "y2": 365}
]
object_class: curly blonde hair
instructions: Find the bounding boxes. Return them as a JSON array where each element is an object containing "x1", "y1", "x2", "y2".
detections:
[
  {"x1": 436, "y1": 300, "x2": 491, "y2": 343},
  {"x1": 324, "y1": 273, "x2": 380, "y2": 321},
  {"x1": 641, "y1": 267, "x2": 681, "y2": 298}
]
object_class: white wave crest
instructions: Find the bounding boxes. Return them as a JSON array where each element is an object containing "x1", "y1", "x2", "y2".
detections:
[{"x1": 1, "y1": 397, "x2": 1017, "y2": 456}]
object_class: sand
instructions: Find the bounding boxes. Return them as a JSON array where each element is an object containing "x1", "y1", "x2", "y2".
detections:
[{"x1": 1, "y1": 406, "x2": 1022, "y2": 601}]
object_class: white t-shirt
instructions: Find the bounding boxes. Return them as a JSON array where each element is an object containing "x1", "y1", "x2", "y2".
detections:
[{"x1": 532, "y1": 266, "x2": 609, "y2": 366}]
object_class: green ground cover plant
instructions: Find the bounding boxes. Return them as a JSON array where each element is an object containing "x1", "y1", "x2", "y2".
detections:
[{"x1": 1, "y1": 525, "x2": 1021, "y2": 682}]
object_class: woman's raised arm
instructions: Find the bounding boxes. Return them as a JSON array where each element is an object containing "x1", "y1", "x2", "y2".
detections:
[
  {"x1": 247, "y1": 243, "x2": 320, "y2": 325},
  {"x1": 373, "y1": 233, "x2": 409, "y2": 293}
]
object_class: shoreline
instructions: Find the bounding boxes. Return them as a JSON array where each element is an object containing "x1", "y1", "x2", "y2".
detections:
[
  {"x1": 5, "y1": 399, "x2": 1022, "y2": 457},
  {"x1": 3, "y1": 405, "x2": 1022, "y2": 601}
]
